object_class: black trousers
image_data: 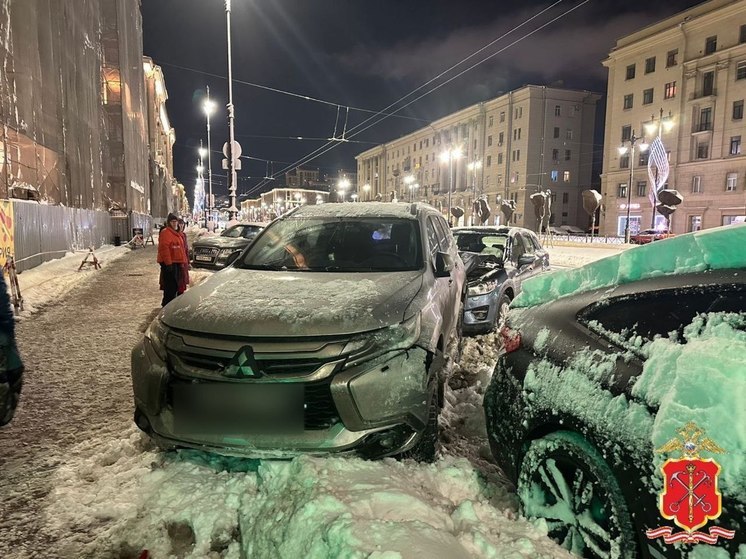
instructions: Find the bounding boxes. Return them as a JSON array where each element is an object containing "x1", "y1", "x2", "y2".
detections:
[{"x1": 160, "y1": 264, "x2": 180, "y2": 307}]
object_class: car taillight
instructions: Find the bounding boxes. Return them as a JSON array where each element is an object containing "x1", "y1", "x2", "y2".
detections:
[{"x1": 499, "y1": 325, "x2": 522, "y2": 354}]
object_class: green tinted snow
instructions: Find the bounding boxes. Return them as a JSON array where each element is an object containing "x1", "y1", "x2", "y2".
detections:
[{"x1": 514, "y1": 224, "x2": 746, "y2": 308}]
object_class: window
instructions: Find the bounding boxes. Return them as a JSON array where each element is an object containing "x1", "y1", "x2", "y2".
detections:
[
  {"x1": 620, "y1": 154, "x2": 630, "y2": 169},
  {"x1": 621, "y1": 125, "x2": 631, "y2": 142},
  {"x1": 497, "y1": 153, "x2": 503, "y2": 165},
  {"x1": 489, "y1": 115, "x2": 494, "y2": 127},
  {"x1": 664, "y1": 81, "x2": 677, "y2": 99},
  {"x1": 500, "y1": 112, "x2": 505, "y2": 123},
  {"x1": 626, "y1": 64, "x2": 636, "y2": 80},
  {"x1": 699, "y1": 107, "x2": 712, "y2": 131},
  {"x1": 565, "y1": 149, "x2": 571, "y2": 161},
  {"x1": 486, "y1": 155, "x2": 492, "y2": 167},
  {"x1": 692, "y1": 175, "x2": 702, "y2": 193},
  {"x1": 623, "y1": 94, "x2": 634, "y2": 109},
  {"x1": 705, "y1": 36, "x2": 717, "y2": 55},
  {"x1": 566, "y1": 129, "x2": 573, "y2": 140},
  {"x1": 512, "y1": 149, "x2": 520, "y2": 161},
  {"x1": 552, "y1": 149, "x2": 559, "y2": 163},
  {"x1": 734, "y1": 100, "x2": 744, "y2": 120},
  {"x1": 643, "y1": 88, "x2": 654, "y2": 104},
  {"x1": 645, "y1": 56, "x2": 656, "y2": 74},
  {"x1": 553, "y1": 127, "x2": 560, "y2": 138},
  {"x1": 487, "y1": 135, "x2": 493, "y2": 146},
  {"x1": 666, "y1": 49, "x2": 678, "y2": 67},
  {"x1": 737, "y1": 62, "x2": 746, "y2": 80},
  {"x1": 689, "y1": 215, "x2": 702, "y2": 232},
  {"x1": 562, "y1": 192, "x2": 569, "y2": 203},
  {"x1": 697, "y1": 142, "x2": 709, "y2": 159},
  {"x1": 563, "y1": 171, "x2": 570, "y2": 182},
  {"x1": 636, "y1": 181, "x2": 647, "y2": 197},
  {"x1": 639, "y1": 151, "x2": 650, "y2": 166},
  {"x1": 555, "y1": 105, "x2": 561, "y2": 116},
  {"x1": 730, "y1": 136, "x2": 741, "y2": 155},
  {"x1": 617, "y1": 183, "x2": 628, "y2": 198},
  {"x1": 723, "y1": 215, "x2": 740, "y2": 225},
  {"x1": 550, "y1": 170, "x2": 559, "y2": 182},
  {"x1": 498, "y1": 132, "x2": 504, "y2": 145},
  {"x1": 702, "y1": 71, "x2": 714, "y2": 96},
  {"x1": 726, "y1": 172, "x2": 738, "y2": 191}
]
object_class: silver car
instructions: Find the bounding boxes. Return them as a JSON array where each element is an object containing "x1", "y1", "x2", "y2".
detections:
[
  {"x1": 191, "y1": 222, "x2": 265, "y2": 269},
  {"x1": 132, "y1": 202, "x2": 465, "y2": 461}
]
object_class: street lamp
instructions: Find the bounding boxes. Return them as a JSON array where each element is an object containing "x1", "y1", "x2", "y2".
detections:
[
  {"x1": 202, "y1": 88, "x2": 217, "y2": 228},
  {"x1": 363, "y1": 183, "x2": 371, "y2": 201},
  {"x1": 225, "y1": 0, "x2": 238, "y2": 220},
  {"x1": 403, "y1": 175, "x2": 415, "y2": 202},
  {"x1": 337, "y1": 177, "x2": 351, "y2": 202},
  {"x1": 439, "y1": 146, "x2": 463, "y2": 224},
  {"x1": 467, "y1": 160, "x2": 482, "y2": 225},
  {"x1": 618, "y1": 131, "x2": 649, "y2": 243}
]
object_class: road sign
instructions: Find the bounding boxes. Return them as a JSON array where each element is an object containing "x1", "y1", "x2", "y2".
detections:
[{"x1": 222, "y1": 141, "x2": 242, "y2": 160}]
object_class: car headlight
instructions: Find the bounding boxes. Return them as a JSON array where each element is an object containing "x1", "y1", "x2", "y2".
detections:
[
  {"x1": 467, "y1": 281, "x2": 498, "y2": 297},
  {"x1": 144, "y1": 318, "x2": 169, "y2": 361},
  {"x1": 343, "y1": 314, "x2": 422, "y2": 366}
]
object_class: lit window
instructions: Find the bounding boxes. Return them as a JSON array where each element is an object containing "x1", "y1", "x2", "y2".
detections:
[
  {"x1": 550, "y1": 170, "x2": 559, "y2": 182},
  {"x1": 726, "y1": 172, "x2": 738, "y2": 191},
  {"x1": 617, "y1": 183, "x2": 628, "y2": 198},
  {"x1": 563, "y1": 171, "x2": 570, "y2": 182},
  {"x1": 664, "y1": 81, "x2": 677, "y2": 99},
  {"x1": 730, "y1": 136, "x2": 741, "y2": 156}
]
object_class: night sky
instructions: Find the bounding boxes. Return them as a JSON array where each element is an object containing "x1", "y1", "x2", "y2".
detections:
[{"x1": 141, "y1": 0, "x2": 703, "y2": 204}]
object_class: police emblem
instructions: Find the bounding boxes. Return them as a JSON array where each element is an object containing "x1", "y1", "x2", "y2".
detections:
[{"x1": 646, "y1": 422, "x2": 736, "y2": 545}]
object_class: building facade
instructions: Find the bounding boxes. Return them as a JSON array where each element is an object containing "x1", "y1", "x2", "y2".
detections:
[
  {"x1": 601, "y1": 0, "x2": 746, "y2": 235},
  {"x1": 355, "y1": 85, "x2": 600, "y2": 231},
  {"x1": 240, "y1": 187, "x2": 330, "y2": 221}
]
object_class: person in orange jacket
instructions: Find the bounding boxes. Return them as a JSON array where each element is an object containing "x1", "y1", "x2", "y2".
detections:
[{"x1": 157, "y1": 213, "x2": 187, "y2": 307}]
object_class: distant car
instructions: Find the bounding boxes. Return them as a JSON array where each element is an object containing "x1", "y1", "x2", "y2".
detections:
[
  {"x1": 191, "y1": 222, "x2": 265, "y2": 269},
  {"x1": 484, "y1": 226, "x2": 746, "y2": 558},
  {"x1": 629, "y1": 228, "x2": 675, "y2": 244},
  {"x1": 451, "y1": 226, "x2": 549, "y2": 334},
  {"x1": 132, "y1": 202, "x2": 465, "y2": 462},
  {"x1": 560, "y1": 225, "x2": 587, "y2": 235}
]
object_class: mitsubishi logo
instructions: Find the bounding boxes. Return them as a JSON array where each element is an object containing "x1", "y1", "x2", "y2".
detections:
[{"x1": 223, "y1": 345, "x2": 262, "y2": 378}]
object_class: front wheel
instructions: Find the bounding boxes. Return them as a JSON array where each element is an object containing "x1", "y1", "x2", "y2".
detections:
[
  {"x1": 517, "y1": 431, "x2": 637, "y2": 559},
  {"x1": 495, "y1": 293, "x2": 512, "y2": 329},
  {"x1": 396, "y1": 388, "x2": 439, "y2": 463}
]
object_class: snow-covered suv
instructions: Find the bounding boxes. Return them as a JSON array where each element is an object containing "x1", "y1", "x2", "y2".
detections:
[{"x1": 131, "y1": 202, "x2": 465, "y2": 461}]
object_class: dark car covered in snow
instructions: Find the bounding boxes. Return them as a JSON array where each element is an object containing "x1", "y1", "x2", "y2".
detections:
[
  {"x1": 484, "y1": 225, "x2": 746, "y2": 559},
  {"x1": 191, "y1": 222, "x2": 265, "y2": 269},
  {"x1": 451, "y1": 226, "x2": 549, "y2": 334}
]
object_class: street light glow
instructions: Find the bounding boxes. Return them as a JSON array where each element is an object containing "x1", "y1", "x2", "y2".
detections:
[
  {"x1": 198, "y1": 147, "x2": 207, "y2": 158},
  {"x1": 203, "y1": 98, "x2": 217, "y2": 116},
  {"x1": 196, "y1": 164, "x2": 204, "y2": 173}
]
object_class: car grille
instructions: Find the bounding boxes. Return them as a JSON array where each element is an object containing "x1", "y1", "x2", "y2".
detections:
[{"x1": 165, "y1": 331, "x2": 350, "y2": 430}]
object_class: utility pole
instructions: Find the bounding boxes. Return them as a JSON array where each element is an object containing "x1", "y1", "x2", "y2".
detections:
[{"x1": 225, "y1": 0, "x2": 238, "y2": 220}]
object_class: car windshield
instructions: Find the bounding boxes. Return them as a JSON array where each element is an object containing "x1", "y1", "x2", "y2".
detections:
[
  {"x1": 235, "y1": 216, "x2": 423, "y2": 272},
  {"x1": 453, "y1": 232, "x2": 507, "y2": 259},
  {"x1": 221, "y1": 224, "x2": 263, "y2": 239}
]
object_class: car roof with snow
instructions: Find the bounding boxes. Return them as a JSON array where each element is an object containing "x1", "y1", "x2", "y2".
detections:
[
  {"x1": 514, "y1": 223, "x2": 746, "y2": 308},
  {"x1": 289, "y1": 202, "x2": 432, "y2": 220},
  {"x1": 451, "y1": 226, "x2": 521, "y2": 235}
]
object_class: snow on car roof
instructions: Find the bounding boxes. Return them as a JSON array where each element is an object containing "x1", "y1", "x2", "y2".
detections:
[
  {"x1": 291, "y1": 202, "x2": 421, "y2": 219},
  {"x1": 514, "y1": 224, "x2": 746, "y2": 308}
]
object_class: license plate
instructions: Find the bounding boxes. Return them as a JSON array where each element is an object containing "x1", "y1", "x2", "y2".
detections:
[
  {"x1": 195, "y1": 255, "x2": 213, "y2": 262},
  {"x1": 172, "y1": 383, "x2": 304, "y2": 434}
]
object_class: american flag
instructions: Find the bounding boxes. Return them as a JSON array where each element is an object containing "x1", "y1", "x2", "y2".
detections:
[{"x1": 647, "y1": 135, "x2": 669, "y2": 210}]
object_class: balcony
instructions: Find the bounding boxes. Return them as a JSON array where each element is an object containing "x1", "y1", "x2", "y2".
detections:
[
  {"x1": 689, "y1": 88, "x2": 717, "y2": 101},
  {"x1": 692, "y1": 122, "x2": 713, "y2": 134}
]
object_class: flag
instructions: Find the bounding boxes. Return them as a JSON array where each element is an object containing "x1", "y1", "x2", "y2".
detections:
[{"x1": 647, "y1": 135, "x2": 669, "y2": 210}]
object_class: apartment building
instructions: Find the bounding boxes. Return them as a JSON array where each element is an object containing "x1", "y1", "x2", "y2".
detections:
[
  {"x1": 356, "y1": 85, "x2": 600, "y2": 230},
  {"x1": 601, "y1": 0, "x2": 746, "y2": 235}
]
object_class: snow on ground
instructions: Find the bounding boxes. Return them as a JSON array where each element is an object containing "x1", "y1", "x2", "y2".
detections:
[
  {"x1": 1, "y1": 244, "x2": 620, "y2": 558},
  {"x1": 545, "y1": 242, "x2": 626, "y2": 269}
]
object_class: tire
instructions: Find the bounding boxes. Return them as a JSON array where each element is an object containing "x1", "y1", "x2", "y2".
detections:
[
  {"x1": 449, "y1": 298, "x2": 465, "y2": 363},
  {"x1": 397, "y1": 388, "x2": 439, "y2": 463},
  {"x1": 517, "y1": 431, "x2": 637, "y2": 559},
  {"x1": 495, "y1": 293, "x2": 512, "y2": 329},
  {"x1": 0, "y1": 379, "x2": 22, "y2": 426}
]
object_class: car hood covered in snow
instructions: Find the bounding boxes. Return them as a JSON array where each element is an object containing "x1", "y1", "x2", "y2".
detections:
[{"x1": 162, "y1": 267, "x2": 424, "y2": 336}]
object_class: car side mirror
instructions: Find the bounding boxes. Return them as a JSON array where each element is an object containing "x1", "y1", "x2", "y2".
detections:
[
  {"x1": 434, "y1": 251, "x2": 454, "y2": 277},
  {"x1": 518, "y1": 254, "x2": 535, "y2": 267}
]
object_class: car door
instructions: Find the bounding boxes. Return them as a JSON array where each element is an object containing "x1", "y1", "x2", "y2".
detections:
[
  {"x1": 434, "y1": 216, "x2": 464, "y2": 332},
  {"x1": 424, "y1": 216, "x2": 459, "y2": 343},
  {"x1": 509, "y1": 232, "x2": 535, "y2": 291}
]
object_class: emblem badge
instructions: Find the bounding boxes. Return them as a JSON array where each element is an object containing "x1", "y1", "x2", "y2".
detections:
[
  {"x1": 222, "y1": 346, "x2": 262, "y2": 378},
  {"x1": 646, "y1": 422, "x2": 736, "y2": 545}
]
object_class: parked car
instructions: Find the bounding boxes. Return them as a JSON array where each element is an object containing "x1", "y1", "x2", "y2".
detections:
[
  {"x1": 484, "y1": 225, "x2": 746, "y2": 558},
  {"x1": 132, "y1": 202, "x2": 465, "y2": 461},
  {"x1": 451, "y1": 226, "x2": 549, "y2": 334},
  {"x1": 191, "y1": 222, "x2": 265, "y2": 269},
  {"x1": 629, "y1": 228, "x2": 675, "y2": 244}
]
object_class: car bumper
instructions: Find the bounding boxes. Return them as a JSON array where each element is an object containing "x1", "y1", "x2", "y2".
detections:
[
  {"x1": 462, "y1": 290, "x2": 498, "y2": 334},
  {"x1": 131, "y1": 339, "x2": 431, "y2": 459}
]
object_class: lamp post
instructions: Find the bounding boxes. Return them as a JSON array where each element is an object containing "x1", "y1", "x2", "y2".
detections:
[
  {"x1": 618, "y1": 131, "x2": 649, "y2": 243},
  {"x1": 363, "y1": 183, "x2": 371, "y2": 201},
  {"x1": 644, "y1": 109, "x2": 675, "y2": 229},
  {"x1": 403, "y1": 175, "x2": 415, "y2": 202},
  {"x1": 467, "y1": 160, "x2": 482, "y2": 225},
  {"x1": 225, "y1": 0, "x2": 238, "y2": 220},
  {"x1": 337, "y1": 177, "x2": 350, "y2": 202},
  {"x1": 202, "y1": 88, "x2": 217, "y2": 228},
  {"x1": 439, "y1": 146, "x2": 463, "y2": 224}
]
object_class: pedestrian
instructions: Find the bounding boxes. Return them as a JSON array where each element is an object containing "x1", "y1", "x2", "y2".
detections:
[
  {"x1": 0, "y1": 270, "x2": 24, "y2": 426},
  {"x1": 177, "y1": 218, "x2": 190, "y2": 295},
  {"x1": 157, "y1": 213, "x2": 187, "y2": 307}
]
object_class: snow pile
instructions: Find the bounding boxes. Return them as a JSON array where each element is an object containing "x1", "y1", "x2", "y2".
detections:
[
  {"x1": 44, "y1": 426, "x2": 571, "y2": 559},
  {"x1": 515, "y1": 224, "x2": 746, "y2": 308}
]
